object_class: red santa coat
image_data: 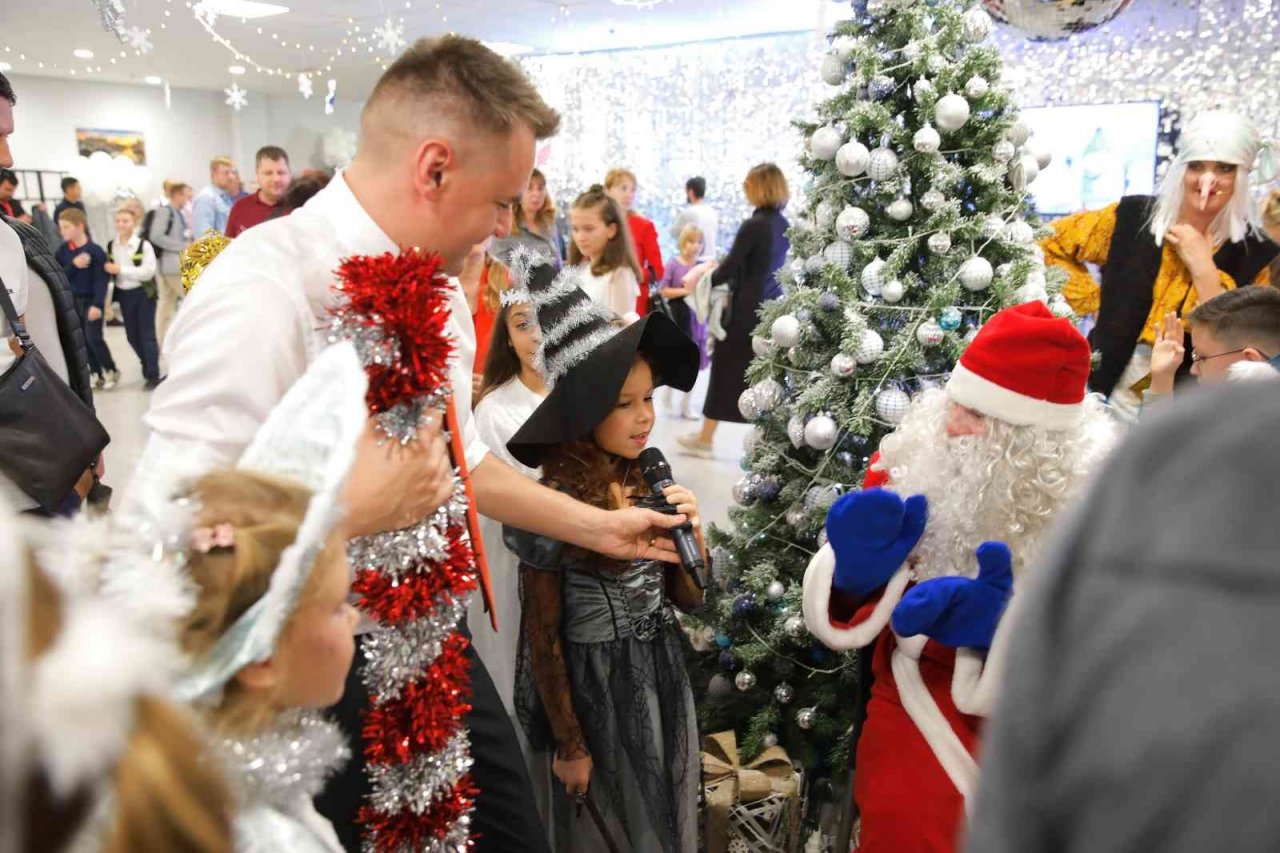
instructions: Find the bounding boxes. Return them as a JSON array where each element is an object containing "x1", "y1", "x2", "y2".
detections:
[{"x1": 808, "y1": 458, "x2": 980, "y2": 853}]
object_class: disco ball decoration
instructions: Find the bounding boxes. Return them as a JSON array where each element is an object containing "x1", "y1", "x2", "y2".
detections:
[
  {"x1": 796, "y1": 707, "x2": 817, "y2": 730},
  {"x1": 804, "y1": 414, "x2": 839, "y2": 451},
  {"x1": 856, "y1": 329, "x2": 885, "y2": 364},
  {"x1": 743, "y1": 426, "x2": 763, "y2": 457},
  {"x1": 867, "y1": 147, "x2": 901, "y2": 181},
  {"x1": 876, "y1": 388, "x2": 913, "y2": 424},
  {"x1": 886, "y1": 198, "x2": 915, "y2": 221},
  {"x1": 836, "y1": 205, "x2": 872, "y2": 240},
  {"x1": 810, "y1": 125, "x2": 843, "y2": 161},
  {"x1": 836, "y1": 140, "x2": 871, "y2": 177},
  {"x1": 735, "y1": 670, "x2": 757, "y2": 691},
  {"x1": 927, "y1": 232, "x2": 953, "y2": 255},
  {"x1": 934, "y1": 94, "x2": 971, "y2": 132},
  {"x1": 861, "y1": 256, "x2": 887, "y2": 296},
  {"x1": 880, "y1": 279, "x2": 905, "y2": 304},
  {"x1": 917, "y1": 319, "x2": 945, "y2": 347},
  {"x1": 959, "y1": 256, "x2": 996, "y2": 291},
  {"x1": 733, "y1": 475, "x2": 759, "y2": 506},
  {"x1": 981, "y1": 0, "x2": 1135, "y2": 42},
  {"x1": 921, "y1": 189, "x2": 947, "y2": 211},
  {"x1": 824, "y1": 240, "x2": 855, "y2": 269},
  {"x1": 771, "y1": 314, "x2": 802, "y2": 348},
  {"x1": 775, "y1": 682, "x2": 795, "y2": 704},
  {"x1": 992, "y1": 139, "x2": 1017, "y2": 164},
  {"x1": 830, "y1": 352, "x2": 857, "y2": 378},
  {"x1": 738, "y1": 387, "x2": 761, "y2": 420},
  {"x1": 912, "y1": 124, "x2": 942, "y2": 154},
  {"x1": 804, "y1": 484, "x2": 842, "y2": 513},
  {"x1": 821, "y1": 52, "x2": 848, "y2": 86}
]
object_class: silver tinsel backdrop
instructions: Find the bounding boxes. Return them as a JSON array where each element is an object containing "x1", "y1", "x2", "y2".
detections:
[{"x1": 520, "y1": 0, "x2": 1278, "y2": 258}]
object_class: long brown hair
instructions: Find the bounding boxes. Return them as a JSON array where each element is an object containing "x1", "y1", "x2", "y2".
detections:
[
  {"x1": 515, "y1": 168, "x2": 557, "y2": 235},
  {"x1": 568, "y1": 184, "x2": 642, "y2": 280},
  {"x1": 478, "y1": 302, "x2": 522, "y2": 404}
]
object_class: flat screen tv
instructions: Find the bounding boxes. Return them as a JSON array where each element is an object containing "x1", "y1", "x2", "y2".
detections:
[{"x1": 1019, "y1": 100, "x2": 1161, "y2": 217}]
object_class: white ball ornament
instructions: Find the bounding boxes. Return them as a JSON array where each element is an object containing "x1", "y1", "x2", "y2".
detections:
[
  {"x1": 1048, "y1": 295, "x2": 1075, "y2": 319},
  {"x1": 887, "y1": 198, "x2": 915, "y2": 221},
  {"x1": 856, "y1": 329, "x2": 885, "y2": 364},
  {"x1": 1003, "y1": 220, "x2": 1035, "y2": 245},
  {"x1": 815, "y1": 199, "x2": 839, "y2": 229},
  {"x1": 766, "y1": 580, "x2": 787, "y2": 601},
  {"x1": 752, "y1": 335, "x2": 774, "y2": 357},
  {"x1": 928, "y1": 232, "x2": 953, "y2": 255},
  {"x1": 958, "y1": 256, "x2": 995, "y2": 291},
  {"x1": 860, "y1": 257, "x2": 887, "y2": 296},
  {"x1": 935, "y1": 94, "x2": 971, "y2": 132},
  {"x1": 916, "y1": 319, "x2": 945, "y2": 346},
  {"x1": 830, "y1": 352, "x2": 857, "y2": 378},
  {"x1": 770, "y1": 314, "x2": 802, "y2": 348},
  {"x1": 836, "y1": 205, "x2": 871, "y2": 241},
  {"x1": 913, "y1": 125, "x2": 942, "y2": 154},
  {"x1": 804, "y1": 415, "x2": 839, "y2": 451},
  {"x1": 875, "y1": 388, "x2": 913, "y2": 425},
  {"x1": 738, "y1": 388, "x2": 762, "y2": 420},
  {"x1": 965, "y1": 75, "x2": 990, "y2": 99},
  {"x1": 810, "y1": 125, "x2": 843, "y2": 161},
  {"x1": 1007, "y1": 119, "x2": 1031, "y2": 147},
  {"x1": 992, "y1": 140, "x2": 1016, "y2": 164},
  {"x1": 901, "y1": 40, "x2": 924, "y2": 61},
  {"x1": 881, "y1": 279, "x2": 905, "y2": 303},
  {"x1": 914, "y1": 78, "x2": 935, "y2": 102},
  {"x1": 824, "y1": 240, "x2": 854, "y2": 269},
  {"x1": 867, "y1": 147, "x2": 901, "y2": 181},
  {"x1": 1009, "y1": 155, "x2": 1039, "y2": 191},
  {"x1": 927, "y1": 53, "x2": 947, "y2": 74},
  {"x1": 982, "y1": 214, "x2": 1005, "y2": 239},
  {"x1": 804, "y1": 254, "x2": 826, "y2": 274},
  {"x1": 962, "y1": 6, "x2": 994, "y2": 42},
  {"x1": 821, "y1": 52, "x2": 847, "y2": 86},
  {"x1": 921, "y1": 189, "x2": 947, "y2": 211},
  {"x1": 835, "y1": 141, "x2": 870, "y2": 177},
  {"x1": 1015, "y1": 281, "x2": 1049, "y2": 305},
  {"x1": 1025, "y1": 137, "x2": 1053, "y2": 170}
]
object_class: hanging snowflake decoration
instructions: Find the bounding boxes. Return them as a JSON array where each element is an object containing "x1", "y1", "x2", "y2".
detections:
[
  {"x1": 298, "y1": 73, "x2": 314, "y2": 100},
  {"x1": 373, "y1": 17, "x2": 406, "y2": 54},
  {"x1": 126, "y1": 26, "x2": 153, "y2": 53},
  {"x1": 224, "y1": 83, "x2": 248, "y2": 112},
  {"x1": 325, "y1": 79, "x2": 337, "y2": 116},
  {"x1": 193, "y1": 0, "x2": 218, "y2": 28},
  {"x1": 93, "y1": 0, "x2": 129, "y2": 42}
]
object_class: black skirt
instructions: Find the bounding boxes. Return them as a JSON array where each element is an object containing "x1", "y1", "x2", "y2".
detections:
[{"x1": 702, "y1": 291, "x2": 758, "y2": 423}]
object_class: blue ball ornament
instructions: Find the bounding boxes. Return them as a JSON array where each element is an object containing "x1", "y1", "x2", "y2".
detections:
[
  {"x1": 809, "y1": 644, "x2": 829, "y2": 664},
  {"x1": 756, "y1": 476, "x2": 782, "y2": 503},
  {"x1": 715, "y1": 632, "x2": 732, "y2": 649},
  {"x1": 720, "y1": 650, "x2": 740, "y2": 672},
  {"x1": 733, "y1": 593, "x2": 757, "y2": 618},
  {"x1": 819, "y1": 292, "x2": 841, "y2": 312},
  {"x1": 939, "y1": 307, "x2": 963, "y2": 331},
  {"x1": 869, "y1": 75, "x2": 895, "y2": 100},
  {"x1": 796, "y1": 308, "x2": 813, "y2": 324}
]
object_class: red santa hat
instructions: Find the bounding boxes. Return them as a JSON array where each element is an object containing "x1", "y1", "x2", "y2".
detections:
[{"x1": 946, "y1": 301, "x2": 1092, "y2": 430}]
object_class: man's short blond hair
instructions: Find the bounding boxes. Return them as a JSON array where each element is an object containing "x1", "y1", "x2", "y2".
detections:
[
  {"x1": 209, "y1": 156, "x2": 234, "y2": 174},
  {"x1": 361, "y1": 35, "x2": 559, "y2": 154}
]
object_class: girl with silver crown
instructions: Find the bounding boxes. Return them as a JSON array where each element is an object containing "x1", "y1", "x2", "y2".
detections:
[
  {"x1": 1043, "y1": 110, "x2": 1278, "y2": 421},
  {"x1": 97, "y1": 342, "x2": 368, "y2": 853}
]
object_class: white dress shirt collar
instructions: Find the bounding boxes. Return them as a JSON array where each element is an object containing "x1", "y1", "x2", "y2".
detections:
[{"x1": 303, "y1": 170, "x2": 399, "y2": 260}]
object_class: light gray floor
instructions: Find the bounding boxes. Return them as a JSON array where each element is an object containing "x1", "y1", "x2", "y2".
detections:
[{"x1": 97, "y1": 326, "x2": 750, "y2": 530}]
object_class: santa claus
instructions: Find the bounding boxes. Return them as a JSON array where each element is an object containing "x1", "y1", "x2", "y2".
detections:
[{"x1": 802, "y1": 301, "x2": 1115, "y2": 852}]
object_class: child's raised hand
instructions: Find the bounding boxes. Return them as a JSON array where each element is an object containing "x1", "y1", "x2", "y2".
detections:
[
  {"x1": 661, "y1": 483, "x2": 701, "y2": 530},
  {"x1": 1150, "y1": 311, "x2": 1185, "y2": 396}
]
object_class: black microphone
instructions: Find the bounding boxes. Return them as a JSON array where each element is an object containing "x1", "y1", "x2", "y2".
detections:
[{"x1": 638, "y1": 447, "x2": 706, "y2": 589}]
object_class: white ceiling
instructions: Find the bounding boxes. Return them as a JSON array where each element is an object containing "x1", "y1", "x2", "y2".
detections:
[{"x1": 0, "y1": 0, "x2": 848, "y2": 96}]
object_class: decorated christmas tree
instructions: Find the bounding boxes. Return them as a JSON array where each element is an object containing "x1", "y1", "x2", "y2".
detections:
[{"x1": 696, "y1": 0, "x2": 1067, "y2": 770}]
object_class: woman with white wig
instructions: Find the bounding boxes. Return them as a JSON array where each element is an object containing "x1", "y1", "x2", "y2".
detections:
[{"x1": 1043, "y1": 110, "x2": 1278, "y2": 421}]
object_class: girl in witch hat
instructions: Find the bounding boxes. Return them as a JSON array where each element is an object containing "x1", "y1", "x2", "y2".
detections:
[{"x1": 505, "y1": 260, "x2": 704, "y2": 852}]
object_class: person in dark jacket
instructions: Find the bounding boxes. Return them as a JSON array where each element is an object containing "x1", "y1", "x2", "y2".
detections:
[
  {"x1": 967, "y1": 384, "x2": 1280, "y2": 853},
  {"x1": 53, "y1": 176, "x2": 89, "y2": 238},
  {"x1": 677, "y1": 162, "x2": 789, "y2": 458},
  {"x1": 55, "y1": 207, "x2": 118, "y2": 389}
]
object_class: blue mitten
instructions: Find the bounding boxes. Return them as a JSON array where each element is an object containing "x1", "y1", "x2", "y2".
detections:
[
  {"x1": 890, "y1": 541, "x2": 1014, "y2": 650},
  {"x1": 826, "y1": 488, "x2": 929, "y2": 597}
]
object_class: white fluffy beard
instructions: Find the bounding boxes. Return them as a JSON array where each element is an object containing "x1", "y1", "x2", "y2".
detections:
[{"x1": 876, "y1": 389, "x2": 1115, "y2": 581}]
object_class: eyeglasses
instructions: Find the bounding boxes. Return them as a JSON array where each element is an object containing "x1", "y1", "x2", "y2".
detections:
[{"x1": 1191, "y1": 347, "x2": 1272, "y2": 365}]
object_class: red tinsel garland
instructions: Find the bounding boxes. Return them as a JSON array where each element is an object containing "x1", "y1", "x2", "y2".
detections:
[{"x1": 331, "y1": 249, "x2": 479, "y2": 851}]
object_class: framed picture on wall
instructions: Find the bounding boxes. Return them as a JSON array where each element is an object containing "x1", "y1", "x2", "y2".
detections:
[{"x1": 76, "y1": 128, "x2": 147, "y2": 165}]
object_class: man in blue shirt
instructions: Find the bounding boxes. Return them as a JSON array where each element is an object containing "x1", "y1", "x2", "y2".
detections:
[{"x1": 191, "y1": 154, "x2": 239, "y2": 236}]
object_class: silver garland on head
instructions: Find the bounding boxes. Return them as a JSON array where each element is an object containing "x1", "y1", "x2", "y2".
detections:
[
  {"x1": 213, "y1": 712, "x2": 350, "y2": 810},
  {"x1": 365, "y1": 733, "x2": 474, "y2": 817}
]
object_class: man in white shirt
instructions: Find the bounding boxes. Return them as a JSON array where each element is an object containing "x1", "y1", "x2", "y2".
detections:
[
  {"x1": 143, "y1": 36, "x2": 684, "y2": 853},
  {"x1": 670, "y1": 175, "x2": 720, "y2": 260},
  {"x1": 0, "y1": 73, "x2": 25, "y2": 373}
]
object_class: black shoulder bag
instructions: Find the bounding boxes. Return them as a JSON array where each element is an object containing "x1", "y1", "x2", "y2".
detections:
[{"x1": 0, "y1": 272, "x2": 110, "y2": 510}]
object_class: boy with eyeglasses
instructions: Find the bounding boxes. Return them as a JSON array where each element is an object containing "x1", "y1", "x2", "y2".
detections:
[{"x1": 1148, "y1": 285, "x2": 1280, "y2": 402}]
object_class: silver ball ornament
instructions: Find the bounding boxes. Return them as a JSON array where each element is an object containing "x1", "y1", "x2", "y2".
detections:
[
  {"x1": 935, "y1": 94, "x2": 971, "y2": 132},
  {"x1": 771, "y1": 314, "x2": 802, "y2": 348},
  {"x1": 815, "y1": 199, "x2": 838, "y2": 229},
  {"x1": 804, "y1": 254, "x2": 826, "y2": 274},
  {"x1": 962, "y1": 6, "x2": 994, "y2": 42},
  {"x1": 992, "y1": 140, "x2": 1016, "y2": 164},
  {"x1": 856, "y1": 329, "x2": 885, "y2": 363},
  {"x1": 830, "y1": 352, "x2": 857, "y2": 378},
  {"x1": 921, "y1": 189, "x2": 947, "y2": 212},
  {"x1": 835, "y1": 205, "x2": 871, "y2": 241},
  {"x1": 752, "y1": 379, "x2": 784, "y2": 414},
  {"x1": 1025, "y1": 137, "x2": 1053, "y2": 170},
  {"x1": 927, "y1": 232, "x2": 953, "y2": 254},
  {"x1": 732, "y1": 475, "x2": 759, "y2": 505},
  {"x1": 762, "y1": 733, "x2": 779, "y2": 748},
  {"x1": 867, "y1": 147, "x2": 900, "y2": 182},
  {"x1": 835, "y1": 141, "x2": 870, "y2": 178},
  {"x1": 913, "y1": 78, "x2": 935, "y2": 102},
  {"x1": 785, "y1": 505, "x2": 807, "y2": 528},
  {"x1": 735, "y1": 670, "x2": 757, "y2": 691},
  {"x1": 958, "y1": 256, "x2": 995, "y2": 291},
  {"x1": 1007, "y1": 119, "x2": 1031, "y2": 147},
  {"x1": 766, "y1": 580, "x2": 786, "y2": 601},
  {"x1": 823, "y1": 240, "x2": 854, "y2": 269},
  {"x1": 860, "y1": 257, "x2": 887, "y2": 296},
  {"x1": 751, "y1": 335, "x2": 774, "y2": 357},
  {"x1": 787, "y1": 415, "x2": 806, "y2": 449},
  {"x1": 774, "y1": 683, "x2": 795, "y2": 704},
  {"x1": 738, "y1": 388, "x2": 761, "y2": 420},
  {"x1": 886, "y1": 198, "x2": 914, "y2": 221},
  {"x1": 809, "y1": 125, "x2": 843, "y2": 161},
  {"x1": 1003, "y1": 220, "x2": 1035, "y2": 245},
  {"x1": 1009, "y1": 154, "x2": 1040, "y2": 191},
  {"x1": 784, "y1": 615, "x2": 806, "y2": 639},
  {"x1": 820, "y1": 52, "x2": 847, "y2": 86},
  {"x1": 796, "y1": 707, "x2": 817, "y2": 730},
  {"x1": 912, "y1": 125, "x2": 942, "y2": 154},
  {"x1": 804, "y1": 414, "x2": 839, "y2": 451},
  {"x1": 982, "y1": 214, "x2": 1005, "y2": 239},
  {"x1": 880, "y1": 279, "x2": 905, "y2": 304},
  {"x1": 901, "y1": 40, "x2": 924, "y2": 61},
  {"x1": 875, "y1": 388, "x2": 912, "y2": 424},
  {"x1": 965, "y1": 75, "x2": 990, "y2": 98},
  {"x1": 916, "y1": 318, "x2": 945, "y2": 346}
]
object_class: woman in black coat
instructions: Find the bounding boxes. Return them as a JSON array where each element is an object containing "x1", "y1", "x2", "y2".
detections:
[{"x1": 678, "y1": 163, "x2": 790, "y2": 458}]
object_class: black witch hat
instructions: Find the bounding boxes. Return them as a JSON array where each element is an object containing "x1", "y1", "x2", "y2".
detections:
[{"x1": 505, "y1": 259, "x2": 699, "y2": 468}]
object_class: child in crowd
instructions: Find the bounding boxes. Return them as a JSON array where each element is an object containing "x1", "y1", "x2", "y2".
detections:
[
  {"x1": 106, "y1": 205, "x2": 163, "y2": 389},
  {"x1": 55, "y1": 207, "x2": 118, "y2": 389},
  {"x1": 504, "y1": 262, "x2": 703, "y2": 852},
  {"x1": 458, "y1": 236, "x2": 511, "y2": 396},
  {"x1": 568, "y1": 185, "x2": 642, "y2": 322},
  {"x1": 658, "y1": 224, "x2": 708, "y2": 419},
  {"x1": 1148, "y1": 285, "x2": 1280, "y2": 402}
]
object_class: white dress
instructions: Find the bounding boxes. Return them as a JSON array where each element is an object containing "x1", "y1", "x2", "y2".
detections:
[{"x1": 575, "y1": 262, "x2": 639, "y2": 321}]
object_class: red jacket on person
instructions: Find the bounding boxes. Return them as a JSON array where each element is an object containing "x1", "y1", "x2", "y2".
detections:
[{"x1": 627, "y1": 212, "x2": 663, "y2": 317}]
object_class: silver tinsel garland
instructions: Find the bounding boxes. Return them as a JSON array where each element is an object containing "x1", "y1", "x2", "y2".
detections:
[
  {"x1": 365, "y1": 733, "x2": 475, "y2": 817},
  {"x1": 359, "y1": 596, "x2": 472, "y2": 702},
  {"x1": 213, "y1": 712, "x2": 350, "y2": 809}
]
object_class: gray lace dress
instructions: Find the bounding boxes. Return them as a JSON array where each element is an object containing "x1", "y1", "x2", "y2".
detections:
[{"x1": 505, "y1": 527, "x2": 700, "y2": 853}]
